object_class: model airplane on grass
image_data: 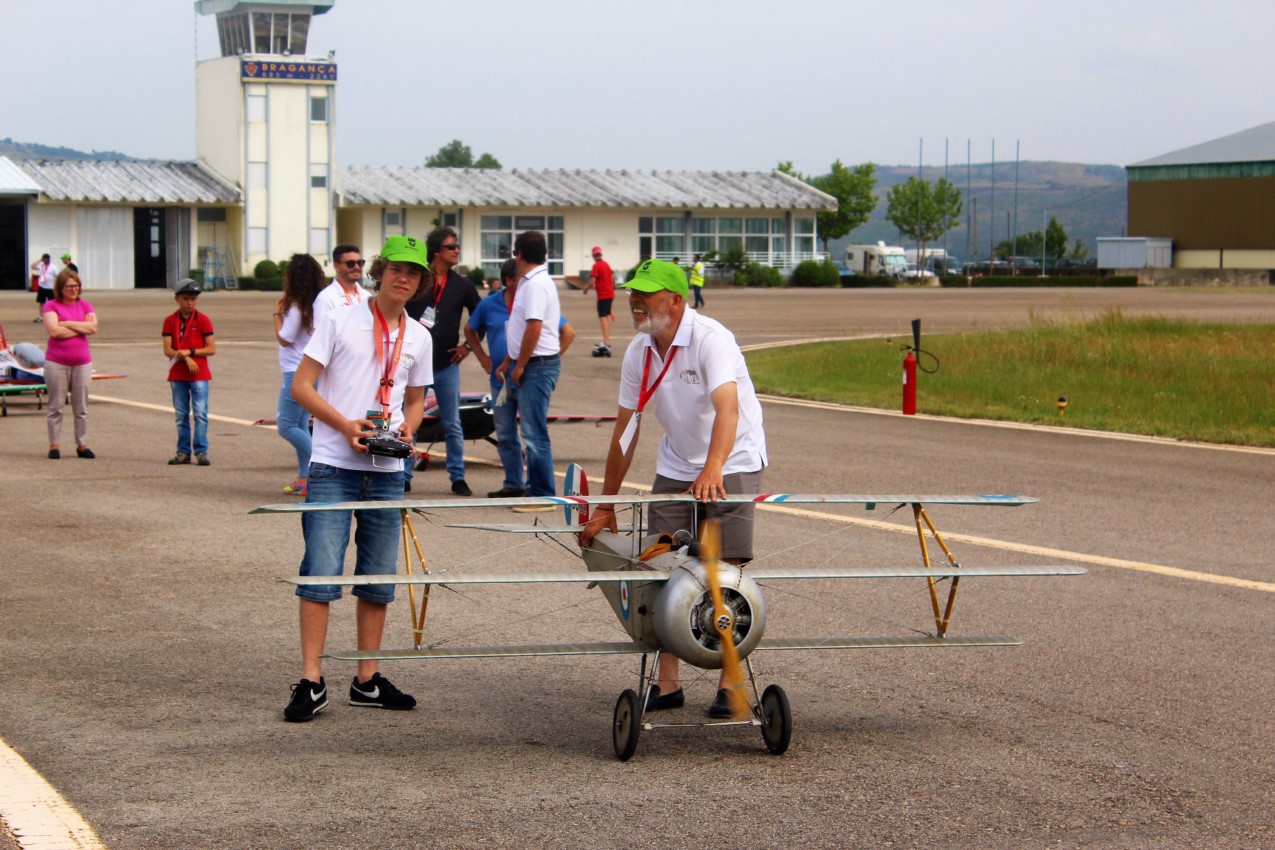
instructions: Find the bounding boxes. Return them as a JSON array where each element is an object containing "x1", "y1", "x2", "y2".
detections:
[{"x1": 253, "y1": 464, "x2": 1085, "y2": 759}]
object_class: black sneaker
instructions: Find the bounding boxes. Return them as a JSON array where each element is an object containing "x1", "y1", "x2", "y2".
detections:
[
  {"x1": 349, "y1": 673, "x2": 416, "y2": 710},
  {"x1": 451, "y1": 479, "x2": 472, "y2": 496},
  {"x1": 645, "y1": 686, "x2": 685, "y2": 712},
  {"x1": 284, "y1": 677, "x2": 327, "y2": 722},
  {"x1": 168, "y1": 452, "x2": 191, "y2": 465}
]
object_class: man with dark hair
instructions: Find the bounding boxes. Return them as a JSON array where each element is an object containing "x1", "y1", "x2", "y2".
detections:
[
  {"x1": 406, "y1": 226, "x2": 481, "y2": 496},
  {"x1": 580, "y1": 258, "x2": 767, "y2": 718},
  {"x1": 466, "y1": 259, "x2": 575, "y2": 498},
  {"x1": 315, "y1": 243, "x2": 366, "y2": 313},
  {"x1": 495, "y1": 231, "x2": 562, "y2": 503},
  {"x1": 284, "y1": 235, "x2": 433, "y2": 723},
  {"x1": 31, "y1": 253, "x2": 57, "y2": 322}
]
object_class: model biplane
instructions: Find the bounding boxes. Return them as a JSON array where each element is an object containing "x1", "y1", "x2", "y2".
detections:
[{"x1": 253, "y1": 464, "x2": 1084, "y2": 759}]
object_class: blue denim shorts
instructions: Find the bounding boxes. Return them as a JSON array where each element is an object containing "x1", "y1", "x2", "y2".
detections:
[{"x1": 297, "y1": 462, "x2": 406, "y2": 604}]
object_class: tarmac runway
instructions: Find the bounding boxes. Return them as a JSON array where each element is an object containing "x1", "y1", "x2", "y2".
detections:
[{"x1": 0, "y1": 285, "x2": 1272, "y2": 849}]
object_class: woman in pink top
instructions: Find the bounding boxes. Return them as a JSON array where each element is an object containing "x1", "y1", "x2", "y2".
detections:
[{"x1": 42, "y1": 268, "x2": 98, "y2": 459}]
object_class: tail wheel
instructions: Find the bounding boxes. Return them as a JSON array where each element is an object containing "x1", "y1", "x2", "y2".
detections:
[
  {"x1": 612, "y1": 689, "x2": 641, "y2": 761},
  {"x1": 757, "y1": 684, "x2": 792, "y2": 755}
]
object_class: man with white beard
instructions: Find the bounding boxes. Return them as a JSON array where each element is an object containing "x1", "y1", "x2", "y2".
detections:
[{"x1": 580, "y1": 258, "x2": 767, "y2": 719}]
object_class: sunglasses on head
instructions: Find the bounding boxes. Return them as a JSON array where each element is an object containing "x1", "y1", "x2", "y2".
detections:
[{"x1": 343, "y1": 259, "x2": 366, "y2": 268}]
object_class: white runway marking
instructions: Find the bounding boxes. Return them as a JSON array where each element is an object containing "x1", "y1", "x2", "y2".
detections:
[{"x1": 0, "y1": 739, "x2": 105, "y2": 850}]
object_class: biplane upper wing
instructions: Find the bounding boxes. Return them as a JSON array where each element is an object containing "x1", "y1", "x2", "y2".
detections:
[
  {"x1": 250, "y1": 493, "x2": 1038, "y2": 514},
  {"x1": 283, "y1": 570, "x2": 669, "y2": 587}
]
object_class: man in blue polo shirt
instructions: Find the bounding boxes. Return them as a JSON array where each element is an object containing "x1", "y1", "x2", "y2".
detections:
[{"x1": 466, "y1": 258, "x2": 574, "y2": 498}]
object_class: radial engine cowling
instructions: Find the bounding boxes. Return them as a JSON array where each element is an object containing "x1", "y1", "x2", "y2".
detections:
[{"x1": 650, "y1": 555, "x2": 767, "y2": 669}]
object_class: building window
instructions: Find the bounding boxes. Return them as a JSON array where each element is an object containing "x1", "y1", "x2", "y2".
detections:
[
  {"x1": 309, "y1": 165, "x2": 327, "y2": 189},
  {"x1": 247, "y1": 162, "x2": 266, "y2": 189},
  {"x1": 309, "y1": 96, "x2": 328, "y2": 123},
  {"x1": 654, "y1": 216, "x2": 685, "y2": 259},
  {"x1": 197, "y1": 208, "x2": 227, "y2": 223},
  {"x1": 309, "y1": 228, "x2": 329, "y2": 255},
  {"x1": 479, "y1": 214, "x2": 564, "y2": 278},
  {"x1": 794, "y1": 217, "x2": 815, "y2": 257},
  {"x1": 247, "y1": 95, "x2": 266, "y2": 124},
  {"x1": 248, "y1": 227, "x2": 267, "y2": 255}
]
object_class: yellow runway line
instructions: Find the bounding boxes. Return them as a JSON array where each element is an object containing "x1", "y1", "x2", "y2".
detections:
[{"x1": 0, "y1": 738, "x2": 105, "y2": 850}]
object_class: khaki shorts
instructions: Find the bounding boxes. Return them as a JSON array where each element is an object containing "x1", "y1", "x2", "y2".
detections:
[{"x1": 646, "y1": 469, "x2": 763, "y2": 562}]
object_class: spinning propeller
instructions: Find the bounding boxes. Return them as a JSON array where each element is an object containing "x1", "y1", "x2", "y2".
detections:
[{"x1": 700, "y1": 519, "x2": 750, "y2": 720}]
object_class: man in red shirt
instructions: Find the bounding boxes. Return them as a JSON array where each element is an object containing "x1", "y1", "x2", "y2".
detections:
[{"x1": 582, "y1": 246, "x2": 615, "y2": 357}]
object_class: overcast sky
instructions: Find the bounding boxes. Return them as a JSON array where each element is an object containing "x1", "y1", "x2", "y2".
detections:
[{"x1": 4, "y1": 0, "x2": 1273, "y2": 174}]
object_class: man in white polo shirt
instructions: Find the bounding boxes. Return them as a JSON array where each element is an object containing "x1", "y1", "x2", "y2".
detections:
[
  {"x1": 581, "y1": 257, "x2": 767, "y2": 719},
  {"x1": 495, "y1": 230, "x2": 562, "y2": 500},
  {"x1": 313, "y1": 243, "x2": 368, "y2": 314}
]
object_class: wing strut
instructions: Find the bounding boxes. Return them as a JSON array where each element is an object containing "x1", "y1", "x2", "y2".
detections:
[
  {"x1": 401, "y1": 510, "x2": 432, "y2": 649},
  {"x1": 912, "y1": 502, "x2": 964, "y2": 637}
]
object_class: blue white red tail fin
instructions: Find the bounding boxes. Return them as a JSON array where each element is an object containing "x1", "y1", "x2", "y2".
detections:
[{"x1": 563, "y1": 463, "x2": 590, "y2": 526}]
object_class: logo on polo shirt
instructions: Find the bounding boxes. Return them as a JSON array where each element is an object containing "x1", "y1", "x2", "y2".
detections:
[{"x1": 679, "y1": 369, "x2": 701, "y2": 384}]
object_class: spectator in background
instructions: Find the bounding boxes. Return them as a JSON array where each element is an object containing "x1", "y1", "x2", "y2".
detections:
[
  {"x1": 30, "y1": 253, "x2": 57, "y2": 322},
  {"x1": 315, "y1": 243, "x2": 367, "y2": 314},
  {"x1": 42, "y1": 268, "x2": 97, "y2": 459},
  {"x1": 406, "y1": 226, "x2": 480, "y2": 496},
  {"x1": 466, "y1": 258, "x2": 575, "y2": 498},
  {"x1": 495, "y1": 231, "x2": 563, "y2": 504},
  {"x1": 273, "y1": 254, "x2": 327, "y2": 496},
  {"x1": 162, "y1": 280, "x2": 216, "y2": 466},
  {"x1": 689, "y1": 254, "x2": 706, "y2": 308},
  {"x1": 582, "y1": 246, "x2": 615, "y2": 357},
  {"x1": 60, "y1": 252, "x2": 78, "y2": 273}
]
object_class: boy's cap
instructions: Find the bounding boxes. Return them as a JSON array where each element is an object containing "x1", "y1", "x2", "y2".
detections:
[
  {"x1": 60, "y1": 253, "x2": 72, "y2": 260},
  {"x1": 380, "y1": 235, "x2": 428, "y2": 267},
  {"x1": 175, "y1": 279, "x2": 201, "y2": 295},
  {"x1": 591, "y1": 246, "x2": 603, "y2": 256},
  {"x1": 623, "y1": 258, "x2": 688, "y2": 298}
]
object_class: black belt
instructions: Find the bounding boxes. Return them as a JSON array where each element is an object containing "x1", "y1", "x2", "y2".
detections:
[{"x1": 526, "y1": 354, "x2": 560, "y2": 363}]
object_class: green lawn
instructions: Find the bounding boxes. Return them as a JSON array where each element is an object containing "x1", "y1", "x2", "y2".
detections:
[{"x1": 745, "y1": 311, "x2": 1275, "y2": 447}]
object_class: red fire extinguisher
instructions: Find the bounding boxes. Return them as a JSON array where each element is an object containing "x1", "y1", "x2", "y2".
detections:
[{"x1": 902, "y1": 350, "x2": 917, "y2": 415}]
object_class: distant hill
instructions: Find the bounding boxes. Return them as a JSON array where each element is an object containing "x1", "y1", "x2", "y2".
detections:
[
  {"x1": 829, "y1": 161, "x2": 1127, "y2": 263},
  {"x1": 0, "y1": 138, "x2": 135, "y2": 161}
]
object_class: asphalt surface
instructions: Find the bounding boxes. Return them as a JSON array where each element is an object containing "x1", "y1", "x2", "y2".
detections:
[{"x1": 0, "y1": 285, "x2": 1272, "y2": 849}]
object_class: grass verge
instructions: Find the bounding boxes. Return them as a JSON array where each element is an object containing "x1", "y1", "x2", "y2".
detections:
[{"x1": 746, "y1": 310, "x2": 1275, "y2": 447}]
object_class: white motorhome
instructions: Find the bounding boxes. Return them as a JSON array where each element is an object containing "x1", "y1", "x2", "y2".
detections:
[{"x1": 844, "y1": 242, "x2": 908, "y2": 277}]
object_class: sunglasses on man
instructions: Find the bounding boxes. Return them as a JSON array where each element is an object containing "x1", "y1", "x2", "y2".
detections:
[{"x1": 343, "y1": 259, "x2": 366, "y2": 269}]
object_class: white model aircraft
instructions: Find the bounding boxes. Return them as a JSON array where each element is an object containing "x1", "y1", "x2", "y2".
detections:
[{"x1": 253, "y1": 464, "x2": 1084, "y2": 760}]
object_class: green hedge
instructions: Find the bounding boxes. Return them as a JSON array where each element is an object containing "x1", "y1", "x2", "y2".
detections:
[
  {"x1": 939, "y1": 275, "x2": 1138, "y2": 287},
  {"x1": 790, "y1": 260, "x2": 842, "y2": 288},
  {"x1": 734, "y1": 262, "x2": 783, "y2": 288},
  {"x1": 236, "y1": 276, "x2": 283, "y2": 291}
]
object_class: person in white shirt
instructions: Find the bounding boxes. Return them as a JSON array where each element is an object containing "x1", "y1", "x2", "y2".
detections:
[
  {"x1": 495, "y1": 230, "x2": 562, "y2": 500},
  {"x1": 313, "y1": 243, "x2": 367, "y2": 314},
  {"x1": 581, "y1": 258, "x2": 767, "y2": 719},
  {"x1": 272, "y1": 253, "x2": 328, "y2": 496},
  {"x1": 283, "y1": 235, "x2": 434, "y2": 723}
]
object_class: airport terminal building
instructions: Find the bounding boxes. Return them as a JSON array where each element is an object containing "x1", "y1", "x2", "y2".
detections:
[{"x1": 0, "y1": 0, "x2": 834, "y2": 290}]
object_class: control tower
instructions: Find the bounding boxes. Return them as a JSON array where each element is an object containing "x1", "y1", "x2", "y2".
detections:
[{"x1": 194, "y1": 1, "x2": 337, "y2": 274}]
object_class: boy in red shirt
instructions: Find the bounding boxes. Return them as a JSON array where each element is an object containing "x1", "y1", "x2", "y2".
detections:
[
  {"x1": 161, "y1": 279, "x2": 217, "y2": 465},
  {"x1": 582, "y1": 246, "x2": 615, "y2": 357}
]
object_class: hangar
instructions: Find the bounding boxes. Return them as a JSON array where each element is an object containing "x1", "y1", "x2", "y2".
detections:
[{"x1": 1127, "y1": 121, "x2": 1275, "y2": 269}]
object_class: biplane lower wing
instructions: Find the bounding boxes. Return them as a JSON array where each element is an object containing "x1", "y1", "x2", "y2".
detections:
[
  {"x1": 443, "y1": 522, "x2": 635, "y2": 534},
  {"x1": 250, "y1": 493, "x2": 1038, "y2": 515},
  {"x1": 324, "y1": 641, "x2": 653, "y2": 661},
  {"x1": 755, "y1": 635, "x2": 1022, "y2": 650},
  {"x1": 285, "y1": 569, "x2": 669, "y2": 587},
  {"x1": 748, "y1": 565, "x2": 1087, "y2": 580}
]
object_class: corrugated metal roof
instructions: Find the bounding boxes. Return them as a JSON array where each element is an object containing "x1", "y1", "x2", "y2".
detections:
[
  {"x1": 1130, "y1": 121, "x2": 1275, "y2": 168},
  {"x1": 0, "y1": 156, "x2": 40, "y2": 195},
  {"x1": 336, "y1": 166, "x2": 837, "y2": 210},
  {"x1": 16, "y1": 159, "x2": 240, "y2": 204}
]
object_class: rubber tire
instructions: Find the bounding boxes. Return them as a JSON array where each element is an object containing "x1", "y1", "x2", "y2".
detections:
[
  {"x1": 612, "y1": 689, "x2": 641, "y2": 761},
  {"x1": 758, "y1": 684, "x2": 792, "y2": 755}
]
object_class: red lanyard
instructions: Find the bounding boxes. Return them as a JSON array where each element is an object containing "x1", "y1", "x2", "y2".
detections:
[
  {"x1": 637, "y1": 345, "x2": 678, "y2": 413},
  {"x1": 178, "y1": 311, "x2": 199, "y2": 351},
  {"x1": 371, "y1": 302, "x2": 406, "y2": 419},
  {"x1": 341, "y1": 285, "x2": 359, "y2": 306},
  {"x1": 431, "y1": 270, "x2": 447, "y2": 306}
]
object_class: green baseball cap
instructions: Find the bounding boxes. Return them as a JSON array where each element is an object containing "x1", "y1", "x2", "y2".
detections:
[
  {"x1": 60, "y1": 252, "x2": 72, "y2": 260},
  {"x1": 379, "y1": 235, "x2": 428, "y2": 267},
  {"x1": 623, "y1": 258, "x2": 688, "y2": 298}
]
